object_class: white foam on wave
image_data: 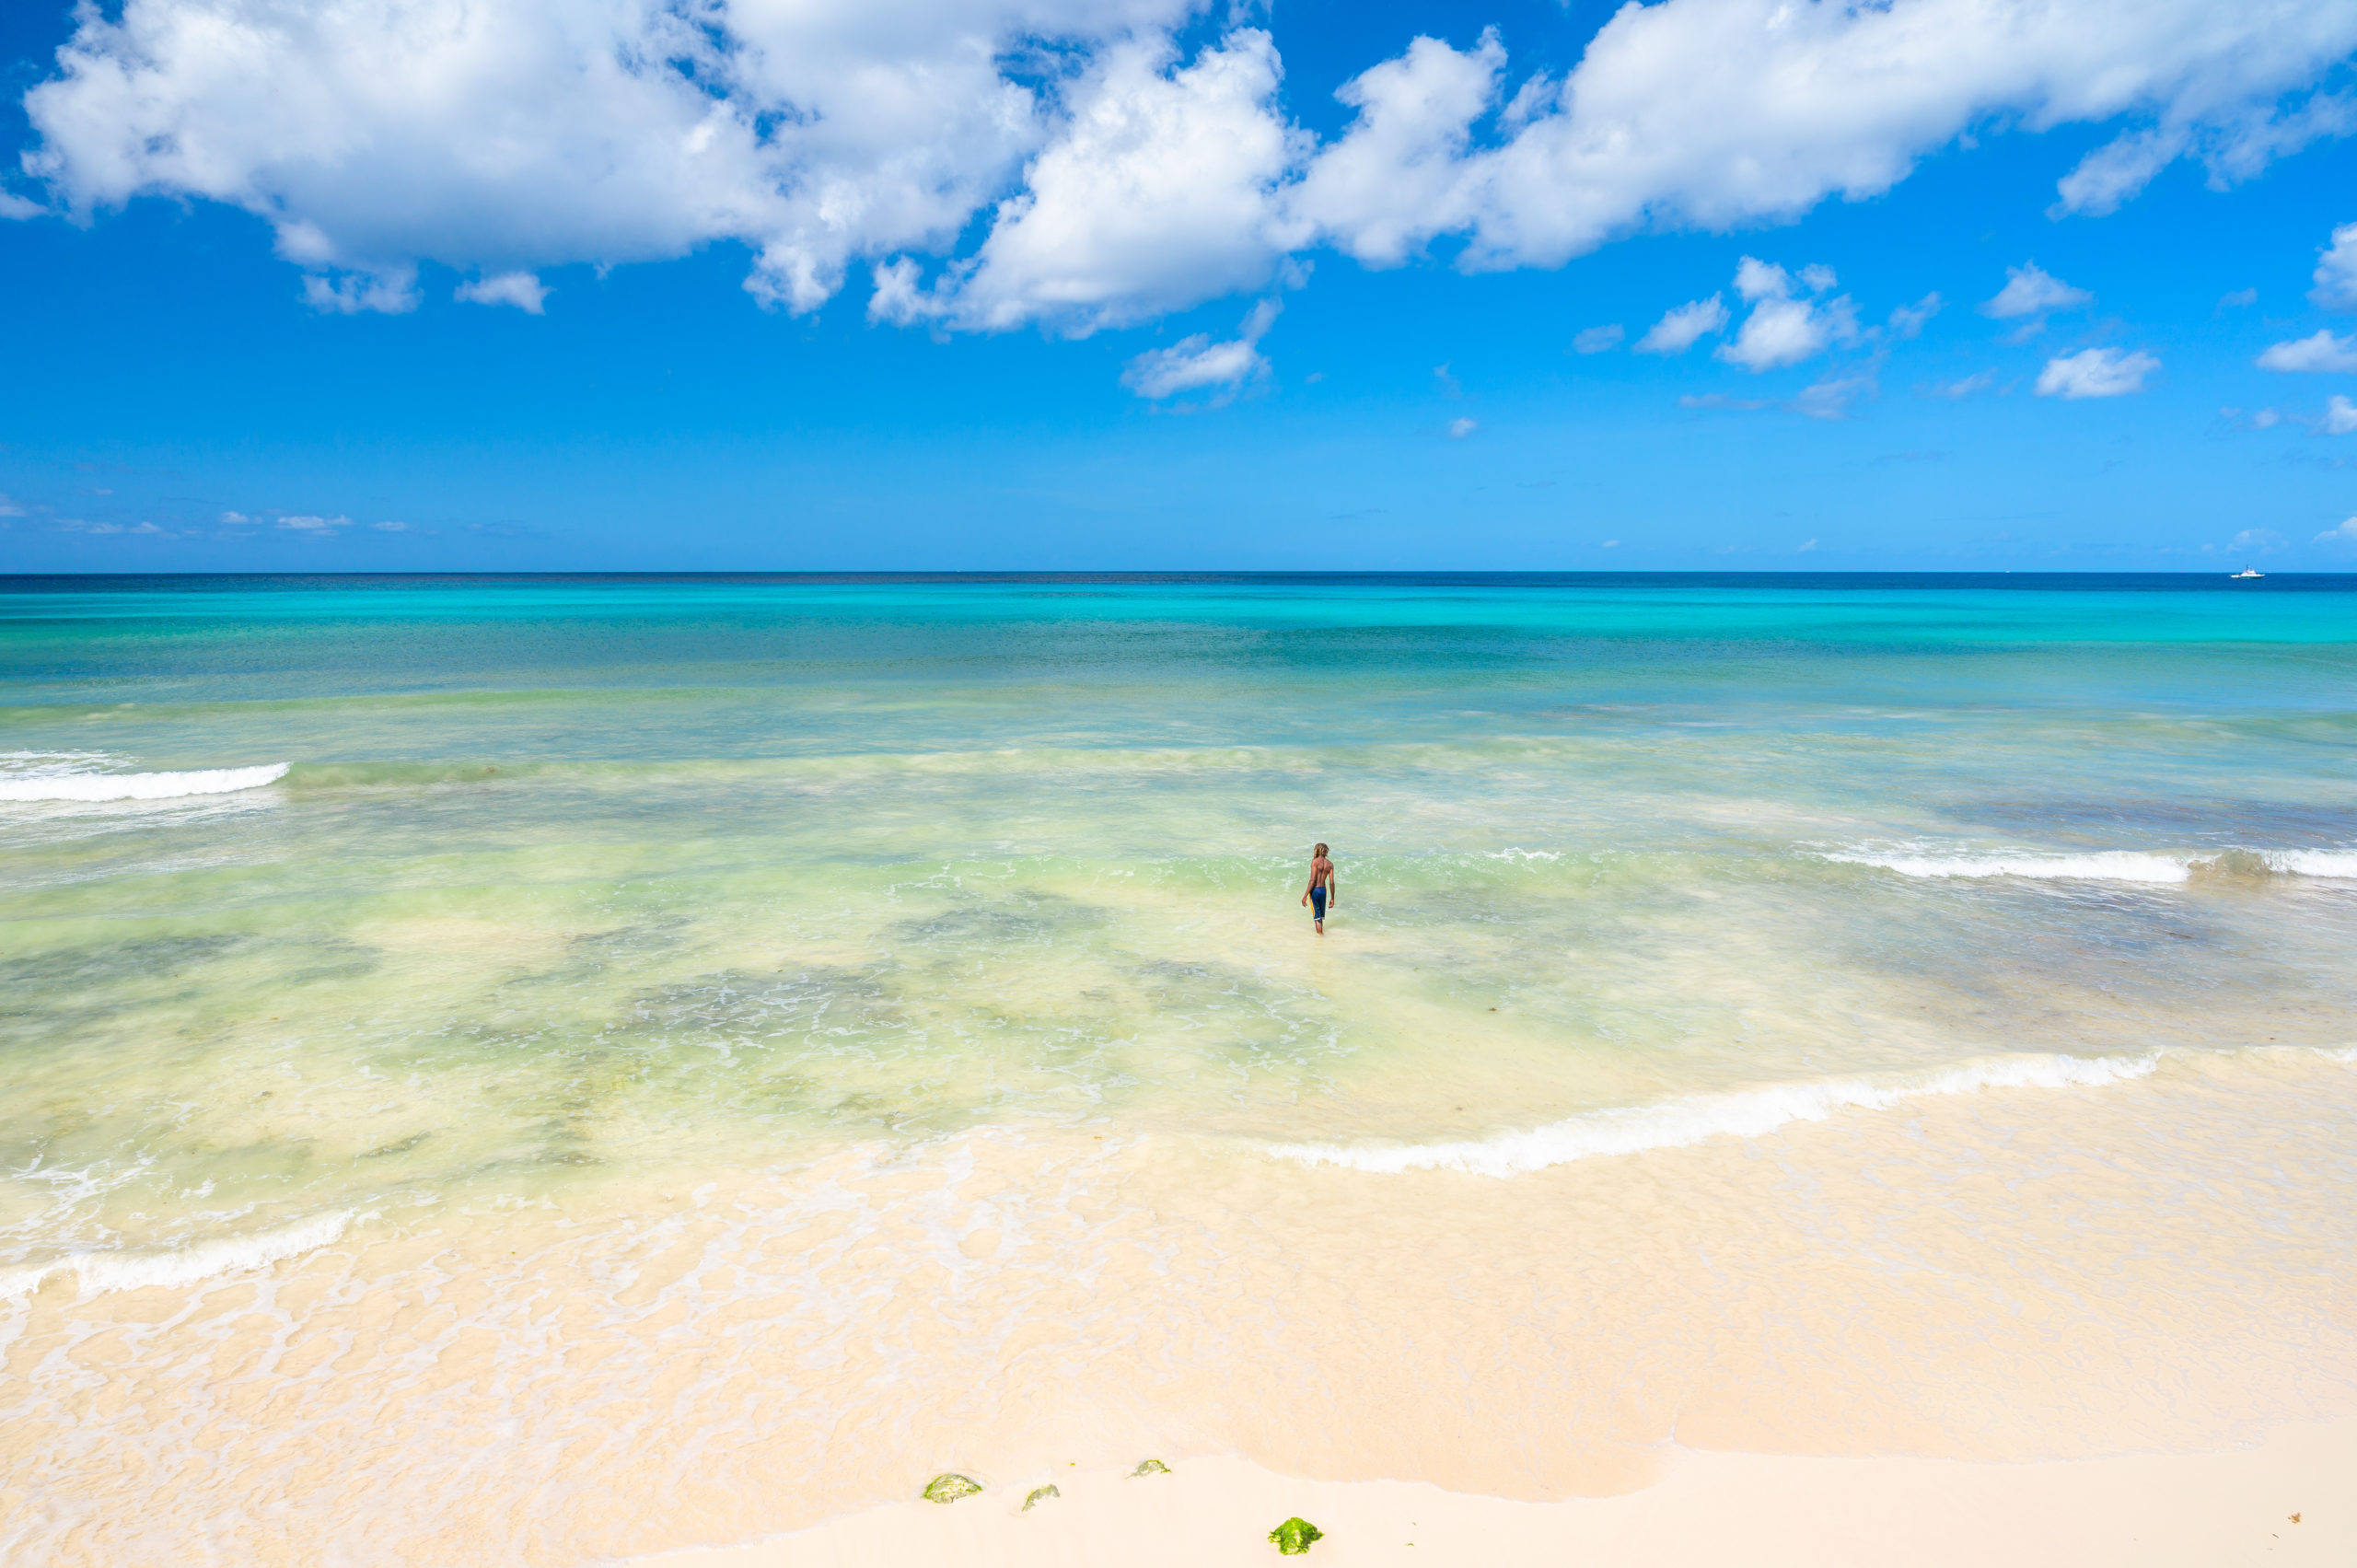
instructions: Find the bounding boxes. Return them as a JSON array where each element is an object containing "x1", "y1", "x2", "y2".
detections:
[
  {"x1": 0, "y1": 761, "x2": 289, "y2": 803},
  {"x1": 0, "y1": 1211, "x2": 351, "y2": 1301},
  {"x1": 2262, "y1": 849, "x2": 2357, "y2": 879},
  {"x1": 1269, "y1": 1052, "x2": 2161, "y2": 1178},
  {"x1": 1824, "y1": 850, "x2": 2189, "y2": 884}
]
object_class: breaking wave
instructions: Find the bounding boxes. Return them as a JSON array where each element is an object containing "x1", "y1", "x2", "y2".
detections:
[
  {"x1": 2261, "y1": 849, "x2": 2357, "y2": 879},
  {"x1": 1268, "y1": 1053, "x2": 2161, "y2": 1178},
  {"x1": 0, "y1": 1211, "x2": 351, "y2": 1300},
  {"x1": 0, "y1": 758, "x2": 290, "y2": 803}
]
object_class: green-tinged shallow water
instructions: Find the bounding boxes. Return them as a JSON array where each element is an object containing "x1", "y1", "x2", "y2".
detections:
[{"x1": 4, "y1": 573, "x2": 2355, "y2": 1273}]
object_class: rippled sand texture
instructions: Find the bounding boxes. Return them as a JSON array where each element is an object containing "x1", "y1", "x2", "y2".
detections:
[{"x1": 2, "y1": 574, "x2": 2355, "y2": 1563}]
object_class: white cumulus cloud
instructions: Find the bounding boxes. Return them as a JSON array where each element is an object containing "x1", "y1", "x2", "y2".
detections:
[
  {"x1": 1119, "y1": 297, "x2": 1280, "y2": 401},
  {"x1": 1982, "y1": 263, "x2": 2092, "y2": 319},
  {"x1": 1289, "y1": 30, "x2": 1503, "y2": 269},
  {"x1": 1634, "y1": 295, "x2": 1729, "y2": 354},
  {"x1": 1716, "y1": 258, "x2": 1857, "y2": 372},
  {"x1": 1573, "y1": 323, "x2": 1625, "y2": 354},
  {"x1": 2310, "y1": 223, "x2": 2357, "y2": 310},
  {"x1": 24, "y1": 0, "x2": 1199, "y2": 319},
  {"x1": 2036, "y1": 347, "x2": 2159, "y2": 398},
  {"x1": 876, "y1": 30, "x2": 1303, "y2": 334},
  {"x1": 456, "y1": 272, "x2": 548, "y2": 313},
  {"x1": 15, "y1": 0, "x2": 2357, "y2": 333},
  {"x1": 1295, "y1": 0, "x2": 2357, "y2": 273},
  {"x1": 2257, "y1": 330, "x2": 2357, "y2": 372},
  {"x1": 2316, "y1": 516, "x2": 2357, "y2": 543}
]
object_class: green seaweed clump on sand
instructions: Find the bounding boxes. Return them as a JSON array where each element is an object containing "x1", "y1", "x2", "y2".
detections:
[
  {"x1": 923, "y1": 1473, "x2": 983, "y2": 1504},
  {"x1": 1269, "y1": 1517, "x2": 1323, "y2": 1554},
  {"x1": 1024, "y1": 1485, "x2": 1060, "y2": 1510},
  {"x1": 1130, "y1": 1459, "x2": 1171, "y2": 1477}
]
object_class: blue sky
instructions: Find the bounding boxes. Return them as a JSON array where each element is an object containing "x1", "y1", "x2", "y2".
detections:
[{"x1": 3, "y1": 0, "x2": 2357, "y2": 572}]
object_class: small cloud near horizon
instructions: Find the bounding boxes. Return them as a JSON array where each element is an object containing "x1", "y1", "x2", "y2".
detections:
[
  {"x1": 2036, "y1": 347, "x2": 2158, "y2": 399},
  {"x1": 2257, "y1": 330, "x2": 2357, "y2": 373}
]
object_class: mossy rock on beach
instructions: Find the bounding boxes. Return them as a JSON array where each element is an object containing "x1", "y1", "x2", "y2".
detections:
[
  {"x1": 1270, "y1": 1516, "x2": 1323, "y2": 1554},
  {"x1": 923, "y1": 1473, "x2": 983, "y2": 1504},
  {"x1": 1130, "y1": 1459, "x2": 1171, "y2": 1477},
  {"x1": 1024, "y1": 1485, "x2": 1060, "y2": 1510}
]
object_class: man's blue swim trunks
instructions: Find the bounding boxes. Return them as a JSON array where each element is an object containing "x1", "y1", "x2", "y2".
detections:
[{"x1": 1310, "y1": 887, "x2": 1327, "y2": 920}]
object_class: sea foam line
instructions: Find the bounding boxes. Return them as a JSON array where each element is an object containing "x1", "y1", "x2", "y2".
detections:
[
  {"x1": 1825, "y1": 847, "x2": 2357, "y2": 884},
  {"x1": 0, "y1": 762, "x2": 290, "y2": 803},
  {"x1": 1268, "y1": 1053, "x2": 2161, "y2": 1179},
  {"x1": 1823, "y1": 850, "x2": 2189, "y2": 883},
  {"x1": 0, "y1": 1211, "x2": 351, "y2": 1301}
]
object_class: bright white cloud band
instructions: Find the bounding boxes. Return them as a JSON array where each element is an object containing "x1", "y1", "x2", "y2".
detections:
[{"x1": 16, "y1": 0, "x2": 2357, "y2": 332}]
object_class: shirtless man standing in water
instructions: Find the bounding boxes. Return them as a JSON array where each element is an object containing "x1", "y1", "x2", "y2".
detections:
[{"x1": 1301, "y1": 842, "x2": 1337, "y2": 934}]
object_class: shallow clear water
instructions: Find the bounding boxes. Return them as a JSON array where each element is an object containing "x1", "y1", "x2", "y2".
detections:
[
  {"x1": 3, "y1": 572, "x2": 2354, "y2": 1275},
  {"x1": 7, "y1": 574, "x2": 2357, "y2": 1565}
]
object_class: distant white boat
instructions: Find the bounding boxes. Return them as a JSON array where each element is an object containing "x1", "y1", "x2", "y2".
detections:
[{"x1": 2232, "y1": 567, "x2": 2264, "y2": 579}]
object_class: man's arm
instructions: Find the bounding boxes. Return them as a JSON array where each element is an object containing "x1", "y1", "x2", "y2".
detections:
[{"x1": 1327, "y1": 864, "x2": 1337, "y2": 906}]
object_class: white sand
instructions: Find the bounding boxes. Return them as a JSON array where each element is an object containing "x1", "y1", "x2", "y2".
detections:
[
  {"x1": 15, "y1": 1051, "x2": 2356, "y2": 1565},
  {"x1": 636, "y1": 1414, "x2": 2357, "y2": 1568}
]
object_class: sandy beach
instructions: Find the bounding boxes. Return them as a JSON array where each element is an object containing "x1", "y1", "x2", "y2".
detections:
[{"x1": 11, "y1": 1037, "x2": 2355, "y2": 1564}]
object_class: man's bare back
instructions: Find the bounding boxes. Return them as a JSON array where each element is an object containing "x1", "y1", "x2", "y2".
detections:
[{"x1": 1301, "y1": 842, "x2": 1336, "y2": 934}]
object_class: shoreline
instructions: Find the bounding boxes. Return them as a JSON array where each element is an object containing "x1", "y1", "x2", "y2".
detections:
[
  {"x1": 9, "y1": 1049, "x2": 2357, "y2": 1564},
  {"x1": 633, "y1": 1415, "x2": 2357, "y2": 1568}
]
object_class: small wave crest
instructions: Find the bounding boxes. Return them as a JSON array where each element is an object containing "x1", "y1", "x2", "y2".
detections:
[
  {"x1": 1825, "y1": 844, "x2": 2357, "y2": 885},
  {"x1": 2261, "y1": 849, "x2": 2357, "y2": 879},
  {"x1": 1268, "y1": 1053, "x2": 2160, "y2": 1178},
  {"x1": 0, "y1": 1211, "x2": 351, "y2": 1301},
  {"x1": 1824, "y1": 850, "x2": 2189, "y2": 883},
  {"x1": 0, "y1": 759, "x2": 290, "y2": 803}
]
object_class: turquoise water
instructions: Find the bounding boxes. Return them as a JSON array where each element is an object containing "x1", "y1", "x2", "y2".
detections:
[{"x1": 4, "y1": 573, "x2": 2355, "y2": 1275}]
